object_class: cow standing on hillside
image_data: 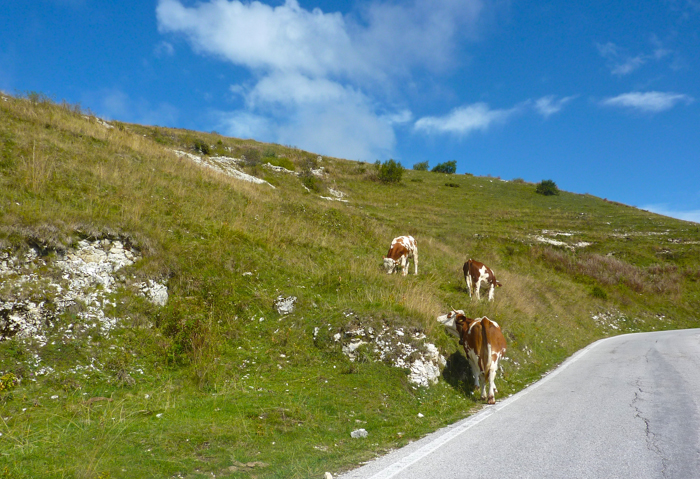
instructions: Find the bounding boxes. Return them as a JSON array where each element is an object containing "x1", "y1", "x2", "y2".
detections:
[
  {"x1": 383, "y1": 236, "x2": 418, "y2": 276},
  {"x1": 463, "y1": 259, "x2": 501, "y2": 301},
  {"x1": 437, "y1": 310, "x2": 507, "y2": 404}
]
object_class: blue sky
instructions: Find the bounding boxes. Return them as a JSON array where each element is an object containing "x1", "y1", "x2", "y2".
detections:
[{"x1": 3, "y1": 0, "x2": 699, "y2": 222}]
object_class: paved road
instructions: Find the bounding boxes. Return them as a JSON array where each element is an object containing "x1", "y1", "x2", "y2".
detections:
[{"x1": 337, "y1": 329, "x2": 700, "y2": 479}]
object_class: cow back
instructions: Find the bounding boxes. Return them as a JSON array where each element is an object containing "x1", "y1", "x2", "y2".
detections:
[
  {"x1": 464, "y1": 259, "x2": 499, "y2": 286},
  {"x1": 387, "y1": 236, "x2": 415, "y2": 260},
  {"x1": 459, "y1": 316, "x2": 506, "y2": 372},
  {"x1": 481, "y1": 317, "x2": 506, "y2": 354},
  {"x1": 387, "y1": 242, "x2": 408, "y2": 260},
  {"x1": 463, "y1": 259, "x2": 482, "y2": 281}
]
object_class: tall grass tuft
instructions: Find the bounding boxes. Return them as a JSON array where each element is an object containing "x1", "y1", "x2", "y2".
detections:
[{"x1": 21, "y1": 139, "x2": 54, "y2": 193}]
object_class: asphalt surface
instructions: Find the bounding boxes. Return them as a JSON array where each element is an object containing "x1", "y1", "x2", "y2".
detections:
[{"x1": 337, "y1": 328, "x2": 700, "y2": 479}]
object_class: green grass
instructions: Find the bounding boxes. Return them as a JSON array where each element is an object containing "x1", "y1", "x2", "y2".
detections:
[{"x1": 1, "y1": 92, "x2": 699, "y2": 478}]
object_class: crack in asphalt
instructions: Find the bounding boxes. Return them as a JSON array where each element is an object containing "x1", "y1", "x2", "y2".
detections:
[{"x1": 631, "y1": 378, "x2": 668, "y2": 478}]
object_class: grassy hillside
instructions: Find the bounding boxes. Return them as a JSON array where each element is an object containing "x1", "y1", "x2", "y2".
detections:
[{"x1": 1, "y1": 92, "x2": 699, "y2": 478}]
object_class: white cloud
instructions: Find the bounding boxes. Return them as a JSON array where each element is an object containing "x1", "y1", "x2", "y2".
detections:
[
  {"x1": 218, "y1": 72, "x2": 396, "y2": 160},
  {"x1": 156, "y1": 0, "x2": 485, "y2": 160},
  {"x1": 275, "y1": 100, "x2": 396, "y2": 161},
  {"x1": 157, "y1": 0, "x2": 484, "y2": 81},
  {"x1": 157, "y1": 0, "x2": 358, "y2": 78},
  {"x1": 246, "y1": 72, "x2": 356, "y2": 108},
  {"x1": 601, "y1": 91, "x2": 694, "y2": 113},
  {"x1": 596, "y1": 40, "x2": 671, "y2": 76},
  {"x1": 534, "y1": 95, "x2": 576, "y2": 118},
  {"x1": 414, "y1": 102, "x2": 521, "y2": 135},
  {"x1": 642, "y1": 204, "x2": 700, "y2": 223}
]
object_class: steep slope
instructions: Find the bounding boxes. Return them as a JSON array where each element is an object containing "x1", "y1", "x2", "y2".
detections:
[{"x1": 1, "y1": 93, "x2": 699, "y2": 478}]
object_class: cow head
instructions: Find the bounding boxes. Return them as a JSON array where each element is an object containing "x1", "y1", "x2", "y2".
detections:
[
  {"x1": 383, "y1": 257, "x2": 398, "y2": 274},
  {"x1": 436, "y1": 310, "x2": 465, "y2": 338}
]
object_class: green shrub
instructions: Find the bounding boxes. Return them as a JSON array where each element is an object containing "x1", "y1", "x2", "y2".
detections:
[
  {"x1": 536, "y1": 179, "x2": 560, "y2": 196},
  {"x1": 512, "y1": 178, "x2": 526, "y2": 184},
  {"x1": 263, "y1": 148, "x2": 278, "y2": 159},
  {"x1": 591, "y1": 286, "x2": 608, "y2": 300},
  {"x1": 413, "y1": 161, "x2": 429, "y2": 171},
  {"x1": 375, "y1": 159, "x2": 404, "y2": 183},
  {"x1": 243, "y1": 148, "x2": 261, "y2": 166},
  {"x1": 431, "y1": 160, "x2": 457, "y2": 174},
  {"x1": 193, "y1": 139, "x2": 210, "y2": 155},
  {"x1": 445, "y1": 182, "x2": 460, "y2": 188},
  {"x1": 301, "y1": 173, "x2": 321, "y2": 192}
]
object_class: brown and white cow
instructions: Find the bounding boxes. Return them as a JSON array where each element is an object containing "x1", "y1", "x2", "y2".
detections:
[
  {"x1": 437, "y1": 310, "x2": 507, "y2": 404},
  {"x1": 383, "y1": 236, "x2": 418, "y2": 276},
  {"x1": 463, "y1": 259, "x2": 501, "y2": 301}
]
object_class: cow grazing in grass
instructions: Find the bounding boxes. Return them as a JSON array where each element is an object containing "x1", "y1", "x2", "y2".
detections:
[
  {"x1": 437, "y1": 310, "x2": 507, "y2": 404},
  {"x1": 383, "y1": 236, "x2": 418, "y2": 276},
  {"x1": 463, "y1": 259, "x2": 501, "y2": 301}
]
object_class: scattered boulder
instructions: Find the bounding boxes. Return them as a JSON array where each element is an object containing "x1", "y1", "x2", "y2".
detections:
[
  {"x1": 351, "y1": 428, "x2": 368, "y2": 439},
  {"x1": 137, "y1": 280, "x2": 169, "y2": 307},
  {"x1": 274, "y1": 295, "x2": 297, "y2": 315}
]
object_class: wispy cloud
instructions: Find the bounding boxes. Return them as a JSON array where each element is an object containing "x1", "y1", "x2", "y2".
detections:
[
  {"x1": 154, "y1": 41, "x2": 175, "y2": 57},
  {"x1": 414, "y1": 102, "x2": 522, "y2": 135},
  {"x1": 533, "y1": 95, "x2": 577, "y2": 118},
  {"x1": 596, "y1": 40, "x2": 671, "y2": 76},
  {"x1": 642, "y1": 204, "x2": 700, "y2": 223},
  {"x1": 381, "y1": 109, "x2": 413, "y2": 125},
  {"x1": 601, "y1": 91, "x2": 694, "y2": 113},
  {"x1": 156, "y1": 0, "x2": 485, "y2": 160},
  {"x1": 414, "y1": 95, "x2": 574, "y2": 135}
]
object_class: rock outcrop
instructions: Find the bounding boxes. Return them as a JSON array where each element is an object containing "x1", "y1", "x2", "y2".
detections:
[{"x1": 0, "y1": 238, "x2": 167, "y2": 346}]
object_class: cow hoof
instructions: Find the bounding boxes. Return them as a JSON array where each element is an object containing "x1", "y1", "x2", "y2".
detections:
[{"x1": 487, "y1": 397, "x2": 495, "y2": 405}]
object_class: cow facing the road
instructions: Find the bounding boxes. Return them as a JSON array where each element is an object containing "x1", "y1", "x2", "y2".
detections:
[
  {"x1": 463, "y1": 259, "x2": 501, "y2": 301},
  {"x1": 437, "y1": 310, "x2": 507, "y2": 404},
  {"x1": 383, "y1": 236, "x2": 418, "y2": 276}
]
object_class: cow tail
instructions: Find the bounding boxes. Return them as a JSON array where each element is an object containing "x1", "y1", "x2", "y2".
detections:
[{"x1": 481, "y1": 318, "x2": 493, "y2": 374}]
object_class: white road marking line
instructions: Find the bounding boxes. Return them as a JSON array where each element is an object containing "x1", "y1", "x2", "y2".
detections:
[{"x1": 366, "y1": 336, "x2": 614, "y2": 479}]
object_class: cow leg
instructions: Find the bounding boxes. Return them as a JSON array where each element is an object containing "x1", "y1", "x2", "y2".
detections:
[
  {"x1": 485, "y1": 360, "x2": 499, "y2": 404},
  {"x1": 466, "y1": 275, "x2": 473, "y2": 298},
  {"x1": 488, "y1": 284, "x2": 495, "y2": 301},
  {"x1": 475, "y1": 277, "x2": 483, "y2": 300},
  {"x1": 401, "y1": 257, "x2": 408, "y2": 276},
  {"x1": 466, "y1": 351, "x2": 482, "y2": 396},
  {"x1": 413, "y1": 250, "x2": 418, "y2": 275}
]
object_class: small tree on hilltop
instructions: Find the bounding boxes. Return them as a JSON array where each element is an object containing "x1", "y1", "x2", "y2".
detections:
[
  {"x1": 536, "y1": 179, "x2": 560, "y2": 196},
  {"x1": 413, "y1": 161, "x2": 429, "y2": 171},
  {"x1": 431, "y1": 160, "x2": 457, "y2": 174},
  {"x1": 375, "y1": 159, "x2": 404, "y2": 183}
]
